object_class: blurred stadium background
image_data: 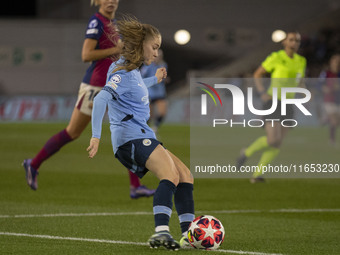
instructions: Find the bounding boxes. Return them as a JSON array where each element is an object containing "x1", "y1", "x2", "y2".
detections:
[{"x1": 1, "y1": 0, "x2": 340, "y2": 123}]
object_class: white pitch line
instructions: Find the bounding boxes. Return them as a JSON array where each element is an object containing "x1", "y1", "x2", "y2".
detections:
[
  {"x1": 0, "y1": 232, "x2": 283, "y2": 255},
  {"x1": 268, "y1": 208, "x2": 340, "y2": 213},
  {"x1": 0, "y1": 208, "x2": 339, "y2": 219},
  {"x1": 0, "y1": 232, "x2": 147, "y2": 246},
  {"x1": 0, "y1": 211, "x2": 152, "y2": 218},
  {"x1": 215, "y1": 249, "x2": 284, "y2": 255},
  {"x1": 201, "y1": 210, "x2": 262, "y2": 214},
  {"x1": 203, "y1": 208, "x2": 340, "y2": 215}
]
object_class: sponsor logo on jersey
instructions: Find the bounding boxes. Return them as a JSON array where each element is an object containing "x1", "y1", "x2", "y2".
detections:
[
  {"x1": 86, "y1": 28, "x2": 99, "y2": 35},
  {"x1": 143, "y1": 139, "x2": 152, "y2": 146},
  {"x1": 108, "y1": 81, "x2": 118, "y2": 90},
  {"x1": 111, "y1": 74, "x2": 121, "y2": 83}
]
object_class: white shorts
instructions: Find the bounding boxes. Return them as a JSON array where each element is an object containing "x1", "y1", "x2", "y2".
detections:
[
  {"x1": 324, "y1": 102, "x2": 340, "y2": 115},
  {"x1": 75, "y1": 83, "x2": 102, "y2": 116}
]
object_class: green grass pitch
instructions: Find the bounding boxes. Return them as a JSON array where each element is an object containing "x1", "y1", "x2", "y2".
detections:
[{"x1": 0, "y1": 122, "x2": 339, "y2": 254}]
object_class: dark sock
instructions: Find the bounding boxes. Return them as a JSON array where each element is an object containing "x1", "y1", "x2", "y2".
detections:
[
  {"x1": 153, "y1": 179, "x2": 176, "y2": 231},
  {"x1": 174, "y1": 183, "x2": 195, "y2": 234},
  {"x1": 128, "y1": 170, "x2": 141, "y2": 188},
  {"x1": 155, "y1": 116, "x2": 164, "y2": 128},
  {"x1": 330, "y1": 126, "x2": 336, "y2": 143},
  {"x1": 31, "y1": 129, "x2": 73, "y2": 169}
]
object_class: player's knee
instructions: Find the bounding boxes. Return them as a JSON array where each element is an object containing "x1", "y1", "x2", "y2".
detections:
[
  {"x1": 168, "y1": 171, "x2": 179, "y2": 186},
  {"x1": 185, "y1": 172, "x2": 194, "y2": 184},
  {"x1": 69, "y1": 131, "x2": 81, "y2": 140},
  {"x1": 159, "y1": 163, "x2": 179, "y2": 185},
  {"x1": 66, "y1": 127, "x2": 82, "y2": 139},
  {"x1": 179, "y1": 166, "x2": 194, "y2": 184},
  {"x1": 190, "y1": 172, "x2": 194, "y2": 184}
]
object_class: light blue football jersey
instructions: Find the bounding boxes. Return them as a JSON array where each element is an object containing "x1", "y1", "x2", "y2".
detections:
[{"x1": 92, "y1": 58, "x2": 156, "y2": 153}]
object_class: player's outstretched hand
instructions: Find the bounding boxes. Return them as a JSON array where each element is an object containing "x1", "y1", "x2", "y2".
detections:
[
  {"x1": 155, "y1": 67, "x2": 167, "y2": 83},
  {"x1": 87, "y1": 138, "x2": 100, "y2": 158}
]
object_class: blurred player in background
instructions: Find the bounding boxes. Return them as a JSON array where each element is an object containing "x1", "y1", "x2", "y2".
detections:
[
  {"x1": 237, "y1": 31, "x2": 307, "y2": 183},
  {"x1": 141, "y1": 49, "x2": 168, "y2": 135},
  {"x1": 319, "y1": 53, "x2": 340, "y2": 146},
  {"x1": 23, "y1": 0, "x2": 156, "y2": 198},
  {"x1": 87, "y1": 16, "x2": 195, "y2": 250}
]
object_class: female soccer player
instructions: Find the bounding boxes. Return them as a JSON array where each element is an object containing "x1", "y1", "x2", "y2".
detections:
[
  {"x1": 320, "y1": 54, "x2": 340, "y2": 146},
  {"x1": 23, "y1": 0, "x2": 158, "y2": 198},
  {"x1": 87, "y1": 17, "x2": 195, "y2": 250},
  {"x1": 237, "y1": 31, "x2": 307, "y2": 183}
]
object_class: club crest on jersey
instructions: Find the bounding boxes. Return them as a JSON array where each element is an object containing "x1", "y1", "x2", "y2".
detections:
[
  {"x1": 141, "y1": 95, "x2": 149, "y2": 105},
  {"x1": 143, "y1": 139, "x2": 152, "y2": 146},
  {"x1": 89, "y1": 19, "x2": 98, "y2": 28},
  {"x1": 111, "y1": 74, "x2": 121, "y2": 83}
]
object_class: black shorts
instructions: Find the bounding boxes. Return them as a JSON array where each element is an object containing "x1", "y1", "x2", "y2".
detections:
[
  {"x1": 263, "y1": 100, "x2": 295, "y2": 121},
  {"x1": 115, "y1": 138, "x2": 161, "y2": 178}
]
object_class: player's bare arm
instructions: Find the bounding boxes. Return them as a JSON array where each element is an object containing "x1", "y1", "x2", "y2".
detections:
[
  {"x1": 82, "y1": 38, "x2": 123, "y2": 62},
  {"x1": 253, "y1": 65, "x2": 271, "y2": 102}
]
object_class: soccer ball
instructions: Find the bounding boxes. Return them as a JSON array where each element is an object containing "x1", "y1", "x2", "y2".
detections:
[{"x1": 187, "y1": 215, "x2": 225, "y2": 250}]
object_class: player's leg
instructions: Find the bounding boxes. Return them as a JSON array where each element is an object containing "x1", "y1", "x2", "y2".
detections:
[
  {"x1": 236, "y1": 135, "x2": 269, "y2": 170},
  {"x1": 129, "y1": 102, "x2": 156, "y2": 199},
  {"x1": 335, "y1": 110, "x2": 340, "y2": 145},
  {"x1": 166, "y1": 150, "x2": 195, "y2": 248},
  {"x1": 251, "y1": 122, "x2": 282, "y2": 181},
  {"x1": 66, "y1": 108, "x2": 91, "y2": 139},
  {"x1": 34, "y1": 108, "x2": 90, "y2": 169},
  {"x1": 253, "y1": 102, "x2": 294, "y2": 182},
  {"x1": 128, "y1": 169, "x2": 156, "y2": 199},
  {"x1": 145, "y1": 145, "x2": 180, "y2": 250},
  {"x1": 23, "y1": 108, "x2": 90, "y2": 190},
  {"x1": 329, "y1": 112, "x2": 338, "y2": 146},
  {"x1": 237, "y1": 101, "x2": 274, "y2": 168},
  {"x1": 324, "y1": 103, "x2": 337, "y2": 146},
  {"x1": 23, "y1": 83, "x2": 93, "y2": 190},
  {"x1": 154, "y1": 99, "x2": 167, "y2": 129}
]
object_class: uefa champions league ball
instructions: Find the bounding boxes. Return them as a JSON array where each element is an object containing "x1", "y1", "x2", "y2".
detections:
[{"x1": 187, "y1": 215, "x2": 225, "y2": 250}]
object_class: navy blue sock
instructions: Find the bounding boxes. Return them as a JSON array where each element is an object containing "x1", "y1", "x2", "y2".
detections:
[
  {"x1": 174, "y1": 183, "x2": 195, "y2": 234},
  {"x1": 153, "y1": 179, "x2": 176, "y2": 232},
  {"x1": 155, "y1": 116, "x2": 164, "y2": 128}
]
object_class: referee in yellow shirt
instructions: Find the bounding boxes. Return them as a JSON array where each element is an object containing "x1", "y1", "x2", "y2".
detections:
[{"x1": 237, "y1": 31, "x2": 307, "y2": 183}]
